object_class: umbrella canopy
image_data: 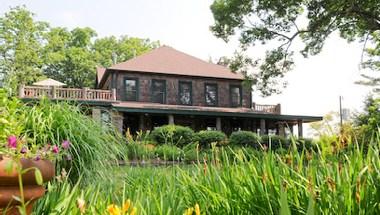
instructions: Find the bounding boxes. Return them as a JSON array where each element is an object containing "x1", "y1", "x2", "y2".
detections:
[{"x1": 32, "y1": 78, "x2": 66, "y2": 87}]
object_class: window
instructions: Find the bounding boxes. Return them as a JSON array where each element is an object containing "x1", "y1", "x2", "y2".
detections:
[
  {"x1": 230, "y1": 85, "x2": 242, "y2": 107},
  {"x1": 205, "y1": 83, "x2": 218, "y2": 106},
  {"x1": 178, "y1": 81, "x2": 192, "y2": 105},
  {"x1": 151, "y1": 79, "x2": 166, "y2": 104},
  {"x1": 124, "y1": 78, "x2": 138, "y2": 101}
]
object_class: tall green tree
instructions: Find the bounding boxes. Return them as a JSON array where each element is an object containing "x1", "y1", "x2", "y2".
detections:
[
  {"x1": 0, "y1": 6, "x2": 48, "y2": 92},
  {"x1": 210, "y1": 0, "x2": 380, "y2": 96},
  {"x1": 43, "y1": 27, "x2": 98, "y2": 88}
]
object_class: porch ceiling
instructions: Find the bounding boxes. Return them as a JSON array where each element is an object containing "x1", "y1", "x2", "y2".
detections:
[{"x1": 112, "y1": 102, "x2": 322, "y2": 123}]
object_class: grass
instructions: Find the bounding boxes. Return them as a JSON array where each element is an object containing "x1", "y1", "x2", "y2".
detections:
[{"x1": 34, "y1": 137, "x2": 380, "y2": 214}]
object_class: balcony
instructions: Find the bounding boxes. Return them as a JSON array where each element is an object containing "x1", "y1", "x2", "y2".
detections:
[
  {"x1": 19, "y1": 85, "x2": 116, "y2": 102},
  {"x1": 252, "y1": 103, "x2": 281, "y2": 114}
]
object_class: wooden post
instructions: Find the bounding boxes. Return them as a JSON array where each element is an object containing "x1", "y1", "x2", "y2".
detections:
[
  {"x1": 139, "y1": 114, "x2": 145, "y2": 131},
  {"x1": 18, "y1": 85, "x2": 25, "y2": 98},
  {"x1": 168, "y1": 114, "x2": 174, "y2": 125},
  {"x1": 252, "y1": 102, "x2": 256, "y2": 110},
  {"x1": 83, "y1": 87, "x2": 89, "y2": 100},
  {"x1": 216, "y1": 117, "x2": 222, "y2": 131},
  {"x1": 51, "y1": 86, "x2": 56, "y2": 99},
  {"x1": 112, "y1": 88, "x2": 117, "y2": 101},
  {"x1": 278, "y1": 122, "x2": 285, "y2": 137},
  {"x1": 297, "y1": 120, "x2": 303, "y2": 138},
  {"x1": 260, "y1": 119, "x2": 266, "y2": 135}
]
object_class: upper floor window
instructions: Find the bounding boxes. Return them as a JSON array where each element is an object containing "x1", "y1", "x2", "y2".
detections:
[
  {"x1": 124, "y1": 78, "x2": 138, "y2": 101},
  {"x1": 151, "y1": 79, "x2": 166, "y2": 104},
  {"x1": 230, "y1": 85, "x2": 242, "y2": 107},
  {"x1": 178, "y1": 81, "x2": 192, "y2": 105},
  {"x1": 205, "y1": 83, "x2": 218, "y2": 106}
]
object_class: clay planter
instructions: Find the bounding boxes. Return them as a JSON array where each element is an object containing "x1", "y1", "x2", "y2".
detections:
[{"x1": 0, "y1": 156, "x2": 55, "y2": 215}]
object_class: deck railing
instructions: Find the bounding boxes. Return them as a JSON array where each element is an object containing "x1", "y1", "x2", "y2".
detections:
[
  {"x1": 252, "y1": 103, "x2": 281, "y2": 114},
  {"x1": 19, "y1": 85, "x2": 116, "y2": 101}
]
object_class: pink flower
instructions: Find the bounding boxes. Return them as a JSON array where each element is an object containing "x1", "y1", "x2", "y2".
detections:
[
  {"x1": 7, "y1": 136, "x2": 17, "y2": 148},
  {"x1": 20, "y1": 147, "x2": 27, "y2": 154},
  {"x1": 62, "y1": 140, "x2": 70, "y2": 149},
  {"x1": 35, "y1": 155, "x2": 41, "y2": 161},
  {"x1": 52, "y1": 145, "x2": 59, "y2": 154}
]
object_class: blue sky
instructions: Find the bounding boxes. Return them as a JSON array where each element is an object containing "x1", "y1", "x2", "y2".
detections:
[{"x1": 0, "y1": 0, "x2": 372, "y2": 134}]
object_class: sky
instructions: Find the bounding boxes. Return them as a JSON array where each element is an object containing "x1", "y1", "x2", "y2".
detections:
[{"x1": 0, "y1": 0, "x2": 373, "y2": 135}]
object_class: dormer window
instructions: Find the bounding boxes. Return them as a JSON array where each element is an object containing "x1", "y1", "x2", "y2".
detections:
[
  {"x1": 205, "y1": 83, "x2": 218, "y2": 106},
  {"x1": 151, "y1": 79, "x2": 166, "y2": 104}
]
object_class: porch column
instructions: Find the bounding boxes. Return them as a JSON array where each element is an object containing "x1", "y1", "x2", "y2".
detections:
[
  {"x1": 216, "y1": 117, "x2": 222, "y2": 131},
  {"x1": 111, "y1": 110, "x2": 124, "y2": 134},
  {"x1": 260, "y1": 119, "x2": 266, "y2": 135},
  {"x1": 168, "y1": 114, "x2": 174, "y2": 125},
  {"x1": 278, "y1": 122, "x2": 285, "y2": 137},
  {"x1": 139, "y1": 114, "x2": 145, "y2": 131},
  {"x1": 297, "y1": 120, "x2": 303, "y2": 138}
]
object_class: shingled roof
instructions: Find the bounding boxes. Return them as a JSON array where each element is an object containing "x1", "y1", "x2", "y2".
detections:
[{"x1": 104, "y1": 46, "x2": 244, "y2": 80}]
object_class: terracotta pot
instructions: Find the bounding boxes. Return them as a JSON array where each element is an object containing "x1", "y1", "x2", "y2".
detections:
[{"x1": 0, "y1": 156, "x2": 55, "y2": 215}]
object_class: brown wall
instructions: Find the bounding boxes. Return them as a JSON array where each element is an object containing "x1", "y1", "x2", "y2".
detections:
[{"x1": 103, "y1": 70, "x2": 252, "y2": 108}]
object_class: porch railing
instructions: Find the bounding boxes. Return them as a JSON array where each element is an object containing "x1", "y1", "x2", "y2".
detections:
[
  {"x1": 252, "y1": 103, "x2": 281, "y2": 114},
  {"x1": 19, "y1": 85, "x2": 117, "y2": 101}
]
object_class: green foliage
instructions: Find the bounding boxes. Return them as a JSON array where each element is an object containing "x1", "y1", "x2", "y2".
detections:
[
  {"x1": 194, "y1": 130, "x2": 227, "y2": 148},
  {"x1": 0, "y1": 6, "x2": 47, "y2": 92},
  {"x1": 261, "y1": 135, "x2": 288, "y2": 150},
  {"x1": 34, "y1": 136, "x2": 380, "y2": 214},
  {"x1": 124, "y1": 142, "x2": 154, "y2": 160},
  {"x1": 150, "y1": 125, "x2": 194, "y2": 147},
  {"x1": 210, "y1": 0, "x2": 380, "y2": 95},
  {"x1": 229, "y1": 131, "x2": 260, "y2": 147},
  {"x1": 355, "y1": 96, "x2": 380, "y2": 139},
  {"x1": 0, "y1": 6, "x2": 159, "y2": 90},
  {"x1": 22, "y1": 99, "x2": 127, "y2": 182},
  {"x1": 154, "y1": 144, "x2": 183, "y2": 161}
]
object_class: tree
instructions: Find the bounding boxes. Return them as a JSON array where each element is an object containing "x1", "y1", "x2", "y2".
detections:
[
  {"x1": 0, "y1": 6, "x2": 48, "y2": 92},
  {"x1": 210, "y1": 0, "x2": 380, "y2": 96},
  {"x1": 354, "y1": 96, "x2": 380, "y2": 139},
  {"x1": 43, "y1": 27, "x2": 98, "y2": 88}
]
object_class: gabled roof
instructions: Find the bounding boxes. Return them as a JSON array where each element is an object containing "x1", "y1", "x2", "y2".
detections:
[{"x1": 108, "y1": 46, "x2": 244, "y2": 80}]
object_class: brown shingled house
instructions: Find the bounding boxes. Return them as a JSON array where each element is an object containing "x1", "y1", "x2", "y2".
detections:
[{"x1": 93, "y1": 46, "x2": 321, "y2": 137}]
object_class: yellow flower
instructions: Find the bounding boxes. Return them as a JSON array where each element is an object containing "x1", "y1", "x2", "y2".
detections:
[
  {"x1": 76, "y1": 198, "x2": 86, "y2": 214},
  {"x1": 194, "y1": 204, "x2": 200, "y2": 215},
  {"x1": 107, "y1": 204, "x2": 121, "y2": 215},
  {"x1": 183, "y1": 207, "x2": 194, "y2": 215},
  {"x1": 122, "y1": 199, "x2": 131, "y2": 213},
  {"x1": 130, "y1": 207, "x2": 137, "y2": 215}
]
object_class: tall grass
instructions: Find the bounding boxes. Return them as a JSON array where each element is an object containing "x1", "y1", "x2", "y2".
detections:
[
  {"x1": 22, "y1": 99, "x2": 127, "y2": 182},
  {"x1": 34, "y1": 136, "x2": 380, "y2": 214}
]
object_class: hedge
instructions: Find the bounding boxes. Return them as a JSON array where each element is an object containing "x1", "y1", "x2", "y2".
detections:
[{"x1": 150, "y1": 125, "x2": 194, "y2": 147}]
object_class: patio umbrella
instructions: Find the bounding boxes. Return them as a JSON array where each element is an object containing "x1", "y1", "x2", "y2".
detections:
[{"x1": 32, "y1": 78, "x2": 66, "y2": 87}]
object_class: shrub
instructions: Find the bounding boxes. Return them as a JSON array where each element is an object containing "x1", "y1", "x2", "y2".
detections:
[
  {"x1": 194, "y1": 130, "x2": 227, "y2": 148},
  {"x1": 150, "y1": 125, "x2": 194, "y2": 147},
  {"x1": 154, "y1": 144, "x2": 183, "y2": 161},
  {"x1": 260, "y1": 135, "x2": 288, "y2": 150},
  {"x1": 229, "y1": 131, "x2": 260, "y2": 148},
  {"x1": 296, "y1": 138, "x2": 317, "y2": 152},
  {"x1": 125, "y1": 142, "x2": 154, "y2": 160}
]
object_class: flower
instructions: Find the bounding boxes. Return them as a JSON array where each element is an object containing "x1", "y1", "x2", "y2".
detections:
[
  {"x1": 130, "y1": 207, "x2": 137, "y2": 215},
  {"x1": 76, "y1": 198, "x2": 86, "y2": 214},
  {"x1": 20, "y1": 147, "x2": 27, "y2": 154},
  {"x1": 35, "y1": 155, "x2": 41, "y2": 161},
  {"x1": 194, "y1": 204, "x2": 200, "y2": 215},
  {"x1": 62, "y1": 140, "x2": 70, "y2": 149},
  {"x1": 122, "y1": 199, "x2": 131, "y2": 213},
  {"x1": 7, "y1": 135, "x2": 17, "y2": 148},
  {"x1": 52, "y1": 145, "x2": 59, "y2": 154},
  {"x1": 107, "y1": 204, "x2": 121, "y2": 215}
]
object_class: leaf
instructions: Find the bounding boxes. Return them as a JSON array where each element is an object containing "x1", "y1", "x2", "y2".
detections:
[
  {"x1": 34, "y1": 168, "x2": 43, "y2": 185},
  {"x1": 306, "y1": 195, "x2": 315, "y2": 215},
  {"x1": 280, "y1": 188, "x2": 291, "y2": 215},
  {"x1": 5, "y1": 159, "x2": 14, "y2": 175}
]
